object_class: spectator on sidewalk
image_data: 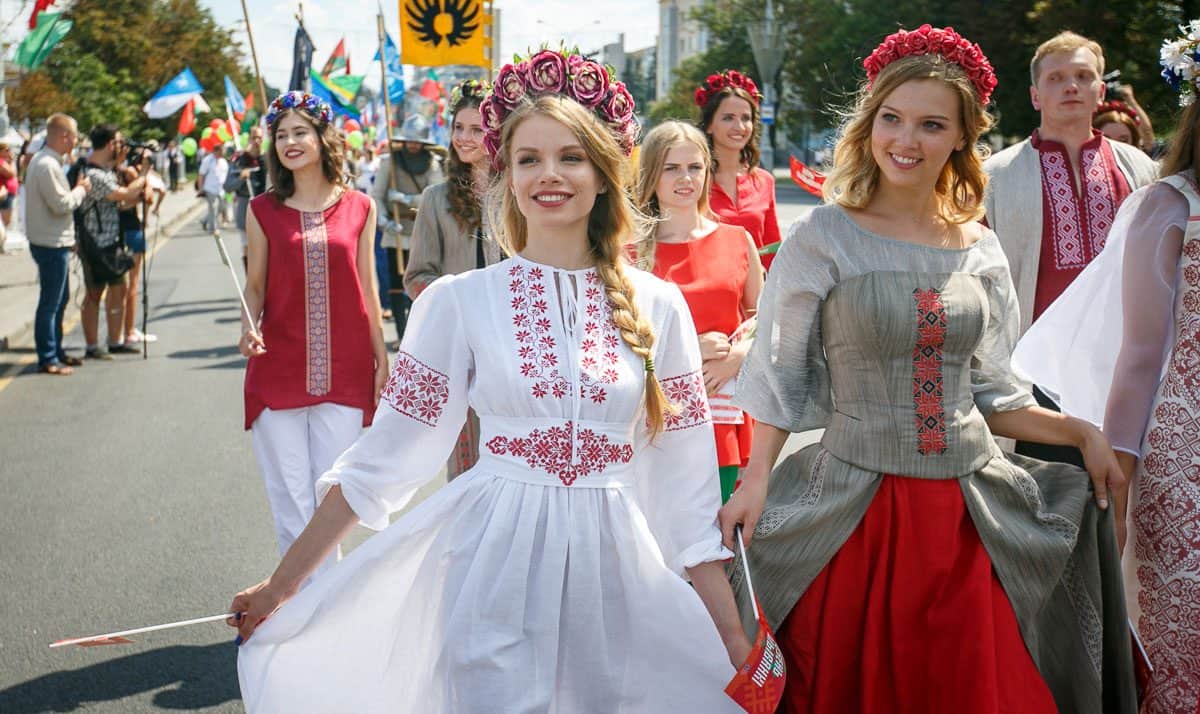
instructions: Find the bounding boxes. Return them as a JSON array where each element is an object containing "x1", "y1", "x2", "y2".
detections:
[
  {"x1": 25, "y1": 113, "x2": 90, "y2": 375},
  {"x1": 118, "y1": 139, "x2": 163, "y2": 346},
  {"x1": 199, "y1": 143, "x2": 228, "y2": 236},
  {"x1": 231, "y1": 127, "x2": 267, "y2": 270},
  {"x1": 168, "y1": 139, "x2": 185, "y2": 192},
  {"x1": 76, "y1": 123, "x2": 149, "y2": 359}
]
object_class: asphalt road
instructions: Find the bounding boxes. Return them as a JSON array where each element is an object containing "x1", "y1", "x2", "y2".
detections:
[{"x1": 0, "y1": 187, "x2": 820, "y2": 713}]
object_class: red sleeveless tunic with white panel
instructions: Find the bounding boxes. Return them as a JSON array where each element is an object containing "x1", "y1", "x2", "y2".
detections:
[{"x1": 244, "y1": 190, "x2": 375, "y2": 429}]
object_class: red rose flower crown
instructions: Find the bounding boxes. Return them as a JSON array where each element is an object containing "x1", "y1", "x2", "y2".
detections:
[
  {"x1": 479, "y1": 46, "x2": 638, "y2": 169},
  {"x1": 1094, "y1": 100, "x2": 1141, "y2": 124},
  {"x1": 693, "y1": 70, "x2": 762, "y2": 108},
  {"x1": 863, "y1": 25, "x2": 998, "y2": 105}
]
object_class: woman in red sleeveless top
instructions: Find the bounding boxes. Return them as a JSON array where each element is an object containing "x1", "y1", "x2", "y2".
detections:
[
  {"x1": 636, "y1": 121, "x2": 763, "y2": 502},
  {"x1": 694, "y1": 70, "x2": 781, "y2": 269},
  {"x1": 239, "y1": 92, "x2": 388, "y2": 575}
]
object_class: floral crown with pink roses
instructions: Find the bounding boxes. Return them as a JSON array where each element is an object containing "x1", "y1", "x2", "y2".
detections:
[
  {"x1": 693, "y1": 70, "x2": 762, "y2": 108},
  {"x1": 265, "y1": 91, "x2": 334, "y2": 129},
  {"x1": 863, "y1": 25, "x2": 997, "y2": 105},
  {"x1": 479, "y1": 47, "x2": 638, "y2": 169}
]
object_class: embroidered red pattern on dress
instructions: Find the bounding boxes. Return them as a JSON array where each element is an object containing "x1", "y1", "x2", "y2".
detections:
[
  {"x1": 913, "y1": 288, "x2": 948, "y2": 455},
  {"x1": 579, "y1": 271, "x2": 622, "y2": 403},
  {"x1": 1133, "y1": 236, "x2": 1200, "y2": 711},
  {"x1": 485, "y1": 421, "x2": 634, "y2": 486},
  {"x1": 660, "y1": 370, "x2": 711, "y2": 431},
  {"x1": 301, "y1": 210, "x2": 331, "y2": 396},
  {"x1": 508, "y1": 263, "x2": 570, "y2": 399},
  {"x1": 382, "y1": 351, "x2": 450, "y2": 426}
]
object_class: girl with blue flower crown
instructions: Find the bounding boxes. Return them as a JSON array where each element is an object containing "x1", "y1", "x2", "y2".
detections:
[
  {"x1": 228, "y1": 52, "x2": 750, "y2": 712},
  {"x1": 238, "y1": 91, "x2": 389, "y2": 584}
]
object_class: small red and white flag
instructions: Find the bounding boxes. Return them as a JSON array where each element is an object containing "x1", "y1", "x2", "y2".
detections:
[
  {"x1": 725, "y1": 529, "x2": 787, "y2": 713},
  {"x1": 50, "y1": 613, "x2": 233, "y2": 649},
  {"x1": 789, "y1": 155, "x2": 825, "y2": 198}
]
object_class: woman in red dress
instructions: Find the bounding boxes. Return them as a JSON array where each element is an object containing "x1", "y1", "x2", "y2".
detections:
[
  {"x1": 695, "y1": 70, "x2": 781, "y2": 268},
  {"x1": 635, "y1": 121, "x2": 763, "y2": 502},
  {"x1": 239, "y1": 92, "x2": 389, "y2": 576}
]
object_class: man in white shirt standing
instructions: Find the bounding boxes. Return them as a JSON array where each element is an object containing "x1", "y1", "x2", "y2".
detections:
[
  {"x1": 25, "y1": 113, "x2": 90, "y2": 375},
  {"x1": 199, "y1": 143, "x2": 228, "y2": 237}
]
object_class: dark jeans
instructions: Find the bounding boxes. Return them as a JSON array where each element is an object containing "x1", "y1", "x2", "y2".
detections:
[
  {"x1": 374, "y1": 229, "x2": 390, "y2": 311},
  {"x1": 385, "y1": 247, "x2": 410, "y2": 341},
  {"x1": 1014, "y1": 385, "x2": 1086, "y2": 468},
  {"x1": 29, "y1": 245, "x2": 71, "y2": 366}
]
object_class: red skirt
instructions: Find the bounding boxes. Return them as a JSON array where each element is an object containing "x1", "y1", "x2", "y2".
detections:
[{"x1": 777, "y1": 475, "x2": 1059, "y2": 714}]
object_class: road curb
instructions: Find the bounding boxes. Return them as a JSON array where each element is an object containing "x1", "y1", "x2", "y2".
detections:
[{"x1": 0, "y1": 197, "x2": 207, "y2": 352}]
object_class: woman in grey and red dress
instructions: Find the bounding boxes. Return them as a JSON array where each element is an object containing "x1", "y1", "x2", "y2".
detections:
[{"x1": 720, "y1": 25, "x2": 1137, "y2": 713}]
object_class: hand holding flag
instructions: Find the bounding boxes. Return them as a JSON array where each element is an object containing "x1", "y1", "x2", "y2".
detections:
[{"x1": 724, "y1": 527, "x2": 787, "y2": 713}]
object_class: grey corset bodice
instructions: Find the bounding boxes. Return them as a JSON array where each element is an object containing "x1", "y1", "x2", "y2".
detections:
[{"x1": 820, "y1": 271, "x2": 1002, "y2": 478}]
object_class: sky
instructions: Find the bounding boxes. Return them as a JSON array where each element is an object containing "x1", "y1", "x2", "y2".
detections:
[{"x1": 198, "y1": 0, "x2": 660, "y2": 95}]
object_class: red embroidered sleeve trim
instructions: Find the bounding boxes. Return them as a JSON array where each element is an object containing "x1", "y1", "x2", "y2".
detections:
[
  {"x1": 660, "y1": 370, "x2": 712, "y2": 432},
  {"x1": 301, "y1": 210, "x2": 331, "y2": 396},
  {"x1": 913, "y1": 288, "x2": 948, "y2": 456},
  {"x1": 382, "y1": 350, "x2": 451, "y2": 427},
  {"x1": 485, "y1": 421, "x2": 634, "y2": 486}
]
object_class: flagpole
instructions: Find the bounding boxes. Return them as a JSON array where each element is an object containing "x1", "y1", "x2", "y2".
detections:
[
  {"x1": 240, "y1": 0, "x2": 270, "y2": 117},
  {"x1": 376, "y1": 8, "x2": 403, "y2": 230}
]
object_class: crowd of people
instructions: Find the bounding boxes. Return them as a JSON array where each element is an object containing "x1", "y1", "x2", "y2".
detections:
[{"x1": 21, "y1": 16, "x2": 1197, "y2": 714}]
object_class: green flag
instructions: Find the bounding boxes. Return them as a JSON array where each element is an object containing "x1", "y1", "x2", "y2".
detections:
[
  {"x1": 14, "y1": 12, "x2": 72, "y2": 70},
  {"x1": 329, "y1": 74, "x2": 364, "y2": 101}
]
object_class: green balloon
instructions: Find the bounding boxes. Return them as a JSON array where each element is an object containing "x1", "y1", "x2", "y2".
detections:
[
  {"x1": 367, "y1": 126, "x2": 376, "y2": 140},
  {"x1": 240, "y1": 132, "x2": 250, "y2": 146},
  {"x1": 181, "y1": 137, "x2": 198, "y2": 157},
  {"x1": 201, "y1": 127, "x2": 213, "y2": 141},
  {"x1": 347, "y1": 130, "x2": 364, "y2": 150},
  {"x1": 217, "y1": 126, "x2": 233, "y2": 142}
]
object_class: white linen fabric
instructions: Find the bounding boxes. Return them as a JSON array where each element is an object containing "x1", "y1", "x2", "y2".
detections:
[
  {"x1": 238, "y1": 255, "x2": 740, "y2": 713},
  {"x1": 250, "y1": 403, "x2": 364, "y2": 575},
  {"x1": 1012, "y1": 181, "x2": 1188, "y2": 453}
]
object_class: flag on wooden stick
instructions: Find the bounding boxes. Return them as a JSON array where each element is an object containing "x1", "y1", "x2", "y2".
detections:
[{"x1": 725, "y1": 528, "x2": 787, "y2": 713}]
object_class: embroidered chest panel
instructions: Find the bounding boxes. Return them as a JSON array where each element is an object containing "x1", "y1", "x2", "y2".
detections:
[
  {"x1": 912, "y1": 288, "x2": 948, "y2": 455},
  {"x1": 300, "y1": 210, "x2": 331, "y2": 396},
  {"x1": 1039, "y1": 146, "x2": 1117, "y2": 271},
  {"x1": 506, "y1": 263, "x2": 625, "y2": 403}
]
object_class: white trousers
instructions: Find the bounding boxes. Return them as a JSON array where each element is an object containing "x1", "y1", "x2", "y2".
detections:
[{"x1": 250, "y1": 403, "x2": 363, "y2": 577}]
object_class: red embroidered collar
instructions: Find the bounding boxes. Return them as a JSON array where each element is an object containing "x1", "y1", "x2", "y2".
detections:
[{"x1": 1030, "y1": 128, "x2": 1104, "y2": 153}]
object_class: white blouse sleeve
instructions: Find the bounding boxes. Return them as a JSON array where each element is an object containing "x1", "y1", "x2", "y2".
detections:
[
  {"x1": 634, "y1": 286, "x2": 733, "y2": 577},
  {"x1": 732, "y1": 220, "x2": 836, "y2": 432},
  {"x1": 972, "y1": 247, "x2": 1037, "y2": 416},
  {"x1": 1103, "y1": 184, "x2": 1187, "y2": 456},
  {"x1": 315, "y1": 277, "x2": 473, "y2": 530}
]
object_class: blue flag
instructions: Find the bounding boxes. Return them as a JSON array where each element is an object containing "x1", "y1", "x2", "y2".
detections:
[
  {"x1": 143, "y1": 67, "x2": 204, "y2": 118},
  {"x1": 224, "y1": 76, "x2": 246, "y2": 115},
  {"x1": 373, "y1": 32, "x2": 405, "y2": 104}
]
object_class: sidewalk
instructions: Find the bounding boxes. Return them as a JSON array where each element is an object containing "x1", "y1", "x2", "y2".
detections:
[{"x1": 0, "y1": 189, "x2": 205, "y2": 351}]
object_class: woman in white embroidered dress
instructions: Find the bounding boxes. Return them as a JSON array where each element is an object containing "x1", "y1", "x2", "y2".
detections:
[{"x1": 228, "y1": 50, "x2": 749, "y2": 713}]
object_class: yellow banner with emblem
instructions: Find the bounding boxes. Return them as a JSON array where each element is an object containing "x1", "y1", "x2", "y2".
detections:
[{"x1": 399, "y1": 0, "x2": 492, "y2": 69}]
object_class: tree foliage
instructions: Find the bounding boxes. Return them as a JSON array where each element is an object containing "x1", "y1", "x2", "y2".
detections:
[
  {"x1": 668, "y1": 0, "x2": 1196, "y2": 143},
  {"x1": 9, "y1": 0, "x2": 254, "y2": 141}
]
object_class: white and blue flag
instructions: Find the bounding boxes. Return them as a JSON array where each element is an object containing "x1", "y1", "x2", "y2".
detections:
[
  {"x1": 224, "y1": 76, "x2": 246, "y2": 116},
  {"x1": 143, "y1": 67, "x2": 204, "y2": 119},
  {"x1": 373, "y1": 32, "x2": 405, "y2": 104}
]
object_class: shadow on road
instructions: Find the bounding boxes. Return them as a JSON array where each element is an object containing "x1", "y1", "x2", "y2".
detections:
[
  {"x1": 0, "y1": 642, "x2": 240, "y2": 712},
  {"x1": 167, "y1": 346, "x2": 242, "y2": 362},
  {"x1": 151, "y1": 306, "x2": 238, "y2": 323}
]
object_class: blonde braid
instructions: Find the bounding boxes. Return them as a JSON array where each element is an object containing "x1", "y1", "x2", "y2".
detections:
[{"x1": 593, "y1": 251, "x2": 672, "y2": 437}]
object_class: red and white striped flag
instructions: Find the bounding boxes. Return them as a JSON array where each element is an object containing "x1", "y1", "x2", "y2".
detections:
[{"x1": 789, "y1": 155, "x2": 825, "y2": 198}]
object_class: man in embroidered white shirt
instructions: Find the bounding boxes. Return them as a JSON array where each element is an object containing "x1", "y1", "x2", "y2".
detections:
[{"x1": 984, "y1": 32, "x2": 1158, "y2": 466}]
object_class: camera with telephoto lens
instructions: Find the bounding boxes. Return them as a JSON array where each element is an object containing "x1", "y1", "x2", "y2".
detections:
[
  {"x1": 1102, "y1": 70, "x2": 1127, "y2": 98},
  {"x1": 124, "y1": 141, "x2": 152, "y2": 169}
]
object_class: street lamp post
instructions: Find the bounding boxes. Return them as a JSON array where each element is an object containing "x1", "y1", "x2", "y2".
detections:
[{"x1": 746, "y1": 0, "x2": 784, "y2": 169}]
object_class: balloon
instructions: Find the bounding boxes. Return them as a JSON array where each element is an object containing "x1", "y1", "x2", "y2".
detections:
[
  {"x1": 201, "y1": 127, "x2": 213, "y2": 141},
  {"x1": 240, "y1": 132, "x2": 250, "y2": 146},
  {"x1": 346, "y1": 130, "x2": 364, "y2": 150},
  {"x1": 343, "y1": 119, "x2": 361, "y2": 133},
  {"x1": 181, "y1": 137, "x2": 198, "y2": 157},
  {"x1": 209, "y1": 118, "x2": 223, "y2": 130},
  {"x1": 217, "y1": 125, "x2": 232, "y2": 142},
  {"x1": 367, "y1": 126, "x2": 376, "y2": 140}
]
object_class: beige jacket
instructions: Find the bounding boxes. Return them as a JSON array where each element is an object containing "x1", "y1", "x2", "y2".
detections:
[
  {"x1": 404, "y1": 181, "x2": 503, "y2": 297},
  {"x1": 982, "y1": 136, "x2": 1158, "y2": 335},
  {"x1": 25, "y1": 147, "x2": 87, "y2": 248},
  {"x1": 370, "y1": 150, "x2": 444, "y2": 250}
]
